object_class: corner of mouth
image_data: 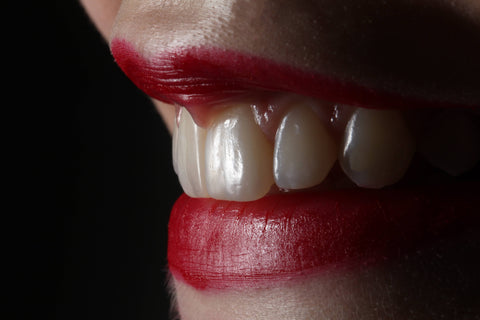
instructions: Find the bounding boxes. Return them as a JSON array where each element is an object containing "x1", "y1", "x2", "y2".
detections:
[{"x1": 110, "y1": 37, "x2": 480, "y2": 291}]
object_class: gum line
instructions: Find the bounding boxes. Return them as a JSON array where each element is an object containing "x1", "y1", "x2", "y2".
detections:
[{"x1": 173, "y1": 95, "x2": 480, "y2": 201}]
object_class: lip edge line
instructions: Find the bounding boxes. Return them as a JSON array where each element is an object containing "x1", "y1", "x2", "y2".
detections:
[
  {"x1": 168, "y1": 182, "x2": 480, "y2": 291},
  {"x1": 110, "y1": 38, "x2": 480, "y2": 111},
  {"x1": 110, "y1": 39, "x2": 480, "y2": 291}
]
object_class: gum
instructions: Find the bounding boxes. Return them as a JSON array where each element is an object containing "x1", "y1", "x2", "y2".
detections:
[{"x1": 173, "y1": 95, "x2": 480, "y2": 194}]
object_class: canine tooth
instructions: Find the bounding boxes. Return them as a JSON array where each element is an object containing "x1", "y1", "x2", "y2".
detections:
[
  {"x1": 175, "y1": 108, "x2": 209, "y2": 198},
  {"x1": 205, "y1": 106, "x2": 274, "y2": 201},
  {"x1": 419, "y1": 111, "x2": 480, "y2": 176},
  {"x1": 274, "y1": 105, "x2": 337, "y2": 189},
  {"x1": 340, "y1": 108, "x2": 415, "y2": 188}
]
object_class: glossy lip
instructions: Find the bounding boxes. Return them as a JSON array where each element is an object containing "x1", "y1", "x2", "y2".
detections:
[
  {"x1": 111, "y1": 38, "x2": 479, "y2": 291},
  {"x1": 111, "y1": 38, "x2": 479, "y2": 111},
  {"x1": 169, "y1": 184, "x2": 479, "y2": 290}
]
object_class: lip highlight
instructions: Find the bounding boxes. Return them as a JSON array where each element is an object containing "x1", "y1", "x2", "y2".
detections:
[
  {"x1": 110, "y1": 38, "x2": 480, "y2": 292},
  {"x1": 168, "y1": 184, "x2": 479, "y2": 290},
  {"x1": 111, "y1": 38, "x2": 479, "y2": 112}
]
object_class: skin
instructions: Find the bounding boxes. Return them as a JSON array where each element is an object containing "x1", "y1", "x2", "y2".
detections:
[{"x1": 80, "y1": 1, "x2": 479, "y2": 319}]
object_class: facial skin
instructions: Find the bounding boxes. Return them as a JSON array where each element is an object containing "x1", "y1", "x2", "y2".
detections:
[
  {"x1": 80, "y1": 1, "x2": 479, "y2": 319},
  {"x1": 83, "y1": 0, "x2": 480, "y2": 133}
]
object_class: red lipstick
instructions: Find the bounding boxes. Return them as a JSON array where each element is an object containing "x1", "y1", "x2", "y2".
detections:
[
  {"x1": 111, "y1": 38, "x2": 479, "y2": 110},
  {"x1": 110, "y1": 38, "x2": 480, "y2": 291},
  {"x1": 168, "y1": 184, "x2": 479, "y2": 290}
]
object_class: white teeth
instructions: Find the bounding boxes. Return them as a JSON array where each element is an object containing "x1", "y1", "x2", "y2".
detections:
[
  {"x1": 339, "y1": 108, "x2": 415, "y2": 188},
  {"x1": 173, "y1": 108, "x2": 209, "y2": 198},
  {"x1": 205, "y1": 106, "x2": 274, "y2": 201},
  {"x1": 274, "y1": 105, "x2": 337, "y2": 190},
  {"x1": 419, "y1": 111, "x2": 480, "y2": 176},
  {"x1": 173, "y1": 100, "x2": 476, "y2": 200},
  {"x1": 172, "y1": 113, "x2": 179, "y2": 175}
]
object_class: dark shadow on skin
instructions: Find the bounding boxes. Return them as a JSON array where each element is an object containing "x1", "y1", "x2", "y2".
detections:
[
  {"x1": 227, "y1": 0, "x2": 480, "y2": 103},
  {"x1": 350, "y1": 1, "x2": 480, "y2": 101},
  {"x1": 350, "y1": 229, "x2": 480, "y2": 319}
]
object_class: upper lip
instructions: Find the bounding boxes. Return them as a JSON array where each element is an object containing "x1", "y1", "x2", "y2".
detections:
[
  {"x1": 111, "y1": 38, "x2": 479, "y2": 110},
  {"x1": 109, "y1": 4, "x2": 480, "y2": 291},
  {"x1": 109, "y1": 39, "x2": 480, "y2": 290}
]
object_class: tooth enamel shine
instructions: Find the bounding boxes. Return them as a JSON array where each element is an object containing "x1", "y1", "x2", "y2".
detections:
[
  {"x1": 340, "y1": 108, "x2": 415, "y2": 188},
  {"x1": 205, "y1": 105, "x2": 274, "y2": 201},
  {"x1": 172, "y1": 113, "x2": 179, "y2": 175},
  {"x1": 274, "y1": 105, "x2": 338, "y2": 190},
  {"x1": 174, "y1": 108, "x2": 209, "y2": 198},
  {"x1": 172, "y1": 95, "x2": 477, "y2": 201}
]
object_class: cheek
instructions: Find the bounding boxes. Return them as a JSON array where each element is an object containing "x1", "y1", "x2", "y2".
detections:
[
  {"x1": 80, "y1": 0, "x2": 122, "y2": 39},
  {"x1": 152, "y1": 99, "x2": 176, "y2": 135}
]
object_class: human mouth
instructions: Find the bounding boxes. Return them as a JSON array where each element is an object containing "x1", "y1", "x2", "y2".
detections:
[
  {"x1": 111, "y1": 38, "x2": 480, "y2": 291},
  {"x1": 110, "y1": 39, "x2": 479, "y2": 111}
]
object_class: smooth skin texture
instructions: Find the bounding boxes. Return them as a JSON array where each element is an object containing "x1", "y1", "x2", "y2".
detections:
[
  {"x1": 80, "y1": 1, "x2": 480, "y2": 319},
  {"x1": 82, "y1": 0, "x2": 480, "y2": 133}
]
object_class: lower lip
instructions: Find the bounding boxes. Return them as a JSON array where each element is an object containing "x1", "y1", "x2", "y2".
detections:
[
  {"x1": 168, "y1": 183, "x2": 479, "y2": 291},
  {"x1": 112, "y1": 39, "x2": 480, "y2": 290}
]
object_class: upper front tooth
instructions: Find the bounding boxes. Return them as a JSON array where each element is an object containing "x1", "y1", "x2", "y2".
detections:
[
  {"x1": 174, "y1": 108, "x2": 209, "y2": 198},
  {"x1": 205, "y1": 105, "x2": 274, "y2": 201},
  {"x1": 339, "y1": 108, "x2": 415, "y2": 188},
  {"x1": 172, "y1": 113, "x2": 179, "y2": 175},
  {"x1": 273, "y1": 104, "x2": 338, "y2": 190},
  {"x1": 419, "y1": 110, "x2": 480, "y2": 176}
]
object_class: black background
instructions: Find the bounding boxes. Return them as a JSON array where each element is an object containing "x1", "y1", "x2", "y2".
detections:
[{"x1": 18, "y1": 1, "x2": 182, "y2": 319}]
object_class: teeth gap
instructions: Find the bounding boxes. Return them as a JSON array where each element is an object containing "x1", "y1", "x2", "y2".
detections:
[{"x1": 172, "y1": 95, "x2": 480, "y2": 201}]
